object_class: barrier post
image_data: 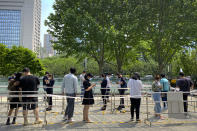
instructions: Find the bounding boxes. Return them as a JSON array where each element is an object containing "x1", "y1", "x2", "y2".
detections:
[
  {"x1": 110, "y1": 89, "x2": 113, "y2": 113},
  {"x1": 44, "y1": 92, "x2": 47, "y2": 125},
  {"x1": 145, "y1": 93, "x2": 151, "y2": 126},
  {"x1": 62, "y1": 95, "x2": 65, "y2": 114}
]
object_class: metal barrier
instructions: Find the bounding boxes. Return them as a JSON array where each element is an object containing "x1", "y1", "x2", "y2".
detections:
[{"x1": 1, "y1": 85, "x2": 197, "y2": 127}]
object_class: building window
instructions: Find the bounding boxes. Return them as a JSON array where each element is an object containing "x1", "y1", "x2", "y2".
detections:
[{"x1": 0, "y1": 9, "x2": 21, "y2": 48}]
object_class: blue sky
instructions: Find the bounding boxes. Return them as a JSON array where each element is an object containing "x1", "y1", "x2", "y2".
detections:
[{"x1": 41, "y1": 0, "x2": 55, "y2": 47}]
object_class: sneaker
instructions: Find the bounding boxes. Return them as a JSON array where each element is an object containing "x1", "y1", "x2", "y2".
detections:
[
  {"x1": 63, "y1": 115, "x2": 68, "y2": 121},
  {"x1": 34, "y1": 119, "x2": 43, "y2": 124},
  {"x1": 6, "y1": 118, "x2": 10, "y2": 125},
  {"x1": 12, "y1": 120, "x2": 16, "y2": 125},
  {"x1": 101, "y1": 106, "x2": 106, "y2": 110},
  {"x1": 185, "y1": 113, "x2": 190, "y2": 119},
  {"x1": 12, "y1": 117, "x2": 16, "y2": 124},
  {"x1": 67, "y1": 119, "x2": 75, "y2": 123},
  {"x1": 136, "y1": 119, "x2": 141, "y2": 123},
  {"x1": 46, "y1": 108, "x2": 52, "y2": 111},
  {"x1": 130, "y1": 118, "x2": 134, "y2": 122},
  {"x1": 117, "y1": 106, "x2": 122, "y2": 111}
]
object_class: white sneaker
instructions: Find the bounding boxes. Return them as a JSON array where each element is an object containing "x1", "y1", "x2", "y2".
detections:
[
  {"x1": 185, "y1": 113, "x2": 190, "y2": 119},
  {"x1": 67, "y1": 119, "x2": 75, "y2": 123},
  {"x1": 63, "y1": 115, "x2": 68, "y2": 121}
]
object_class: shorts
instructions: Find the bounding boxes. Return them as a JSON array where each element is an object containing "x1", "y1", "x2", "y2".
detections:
[
  {"x1": 22, "y1": 97, "x2": 38, "y2": 110},
  {"x1": 10, "y1": 98, "x2": 22, "y2": 109}
]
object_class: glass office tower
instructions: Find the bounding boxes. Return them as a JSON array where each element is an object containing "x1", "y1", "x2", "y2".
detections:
[{"x1": 0, "y1": 10, "x2": 21, "y2": 48}]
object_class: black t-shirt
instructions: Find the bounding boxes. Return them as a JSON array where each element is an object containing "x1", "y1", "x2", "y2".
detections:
[
  {"x1": 46, "y1": 79, "x2": 55, "y2": 87},
  {"x1": 20, "y1": 75, "x2": 40, "y2": 94},
  {"x1": 43, "y1": 76, "x2": 48, "y2": 86},
  {"x1": 176, "y1": 78, "x2": 193, "y2": 92},
  {"x1": 101, "y1": 78, "x2": 107, "y2": 88},
  {"x1": 120, "y1": 77, "x2": 127, "y2": 88}
]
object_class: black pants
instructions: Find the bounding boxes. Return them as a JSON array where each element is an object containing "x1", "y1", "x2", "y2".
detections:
[
  {"x1": 161, "y1": 91, "x2": 167, "y2": 108},
  {"x1": 46, "y1": 88, "x2": 53, "y2": 106},
  {"x1": 101, "y1": 88, "x2": 109, "y2": 106},
  {"x1": 130, "y1": 98, "x2": 141, "y2": 120},
  {"x1": 119, "y1": 89, "x2": 125, "y2": 107},
  {"x1": 183, "y1": 94, "x2": 188, "y2": 112},
  {"x1": 65, "y1": 94, "x2": 75, "y2": 119}
]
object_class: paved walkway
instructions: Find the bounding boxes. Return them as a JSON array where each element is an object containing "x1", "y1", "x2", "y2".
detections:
[{"x1": 1, "y1": 96, "x2": 197, "y2": 131}]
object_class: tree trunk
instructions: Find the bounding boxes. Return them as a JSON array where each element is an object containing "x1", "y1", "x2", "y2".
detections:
[
  {"x1": 116, "y1": 58, "x2": 122, "y2": 73},
  {"x1": 98, "y1": 62, "x2": 104, "y2": 75},
  {"x1": 157, "y1": 61, "x2": 164, "y2": 75}
]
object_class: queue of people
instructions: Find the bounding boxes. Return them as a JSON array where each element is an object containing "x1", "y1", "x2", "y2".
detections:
[{"x1": 6, "y1": 67, "x2": 194, "y2": 125}]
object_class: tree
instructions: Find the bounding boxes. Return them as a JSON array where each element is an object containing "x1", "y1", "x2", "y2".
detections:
[
  {"x1": 106, "y1": 0, "x2": 143, "y2": 73},
  {"x1": 4, "y1": 45, "x2": 44, "y2": 76},
  {"x1": 0, "y1": 44, "x2": 9, "y2": 76},
  {"x1": 137, "y1": 0, "x2": 197, "y2": 74},
  {"x1": 45, "y1": 0, "x2": 116, "y2": 74}
]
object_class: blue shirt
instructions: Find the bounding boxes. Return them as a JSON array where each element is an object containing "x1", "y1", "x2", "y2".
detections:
[{"x1": 160, "y1": 78, "x2": 170, "y2": 91}]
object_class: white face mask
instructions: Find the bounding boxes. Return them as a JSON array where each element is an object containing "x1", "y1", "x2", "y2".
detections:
[{"x1": 89, "y1": 78, "x2": 93, "y2": 81}]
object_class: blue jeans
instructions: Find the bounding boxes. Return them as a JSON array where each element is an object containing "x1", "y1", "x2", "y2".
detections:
[{"x1": 153, "y1": 93, "x2": 161, "y2": 114}]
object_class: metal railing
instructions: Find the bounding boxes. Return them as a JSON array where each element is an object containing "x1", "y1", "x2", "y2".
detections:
[{"x1": 0, "y1": 85, "x2": 197, "y2": 127}]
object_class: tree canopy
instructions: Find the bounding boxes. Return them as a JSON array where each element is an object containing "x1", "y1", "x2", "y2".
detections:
[
  {"x1": 45, "y1": 0, "x2": 197, "y2": 75},
  {"x1": 0, "y1": 44, "x2": 45, "y2": 76}
]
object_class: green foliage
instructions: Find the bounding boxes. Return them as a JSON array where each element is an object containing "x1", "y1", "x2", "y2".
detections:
[
  {"x1": 176, "y1": 49, "x2": 197, "y2": 76},
  {"x1": 0, "y1": 44, "x2": 9, "y2": 76},
  {"x1": 45, "y1": 0, "x2": 197, "y2": 75},
  {"x1": 0, "y1": 44, "x2": 45, "y2": 76},
  {"x1": 41, "y1": 56, "x2": 99, "y2": 76},
  {"x1": 137, "y1": 0, "x2": 197, "y2": 74}
]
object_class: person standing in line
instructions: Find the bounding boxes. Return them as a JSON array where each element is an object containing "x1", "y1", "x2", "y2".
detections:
[
  {"x1": 19, "y1": 68, "x2": 42, "y2": 126},
  {"x1": 152, "y1": 75, "x2": 164, "y2": 119},
  {"x1": 8, "y1": 73, "x2": 16, "y2": 84},
  {"x1": 176, "y1": 72, "x2": 193, "y2": 116},
  {"x1": 80, "y1": 71, "x2": 86, "y2": 98},
  {"x1": 43, "y1": 72, "x2": 49, "y2": 91},
  {"x1": 106, "y1": 73, "x2": 111, "y2": 102},
  {"x1": 6, "y1": 72, "x2": 22, "y2": 125},
  {"x1": 62, "y1": 68, "x2": 78, "y2": 123},
  {"x1": 45, "y1": 74, "x2": 55, "y2": 111},
  {"x1": 160, "y1": 74, "x2": 170, "y2": 109},
  {"x1": 100, "y1": 74, "x2": 108, "y2": 110},
  {"x1": 127, "y1": 72, "x2": 143, "y2": 122},
  {"x1": 82, "y1": 73, "x2": 96, "y2": 123},
  {"x1": 117, "y1": 73, "x2": 127, "y2": 111}
]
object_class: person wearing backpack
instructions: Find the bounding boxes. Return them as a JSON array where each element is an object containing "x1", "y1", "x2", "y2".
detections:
[
  {"x1": 176, "y1": 72, "x2": 193, "y2": 116},
  {"x1": 117, "y1": 73, "x2": 127, "y2": 111}
]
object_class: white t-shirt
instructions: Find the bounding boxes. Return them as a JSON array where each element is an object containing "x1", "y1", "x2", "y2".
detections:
[
  {"x1": 80, "y1": 74, "x2": 85, "y2": 87},
  {"x1": 106, "y1": 76, "x2": 111, "y2": 88},
  {"x1": 128, "y1": 78, "x2": 143, "y2": 98}
]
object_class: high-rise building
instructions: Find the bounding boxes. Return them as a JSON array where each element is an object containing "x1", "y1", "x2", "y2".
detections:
[
  {"x1": 44, "y1": 34, "x2": 57, "y2": 57},
  {"x1": 0, "y1": 0, "x2": 41, "y2": 56}
]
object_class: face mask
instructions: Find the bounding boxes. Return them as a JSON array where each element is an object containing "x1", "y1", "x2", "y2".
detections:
[{"x1": 89, "y1": 78, "x2": 93, "y2": 81}]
